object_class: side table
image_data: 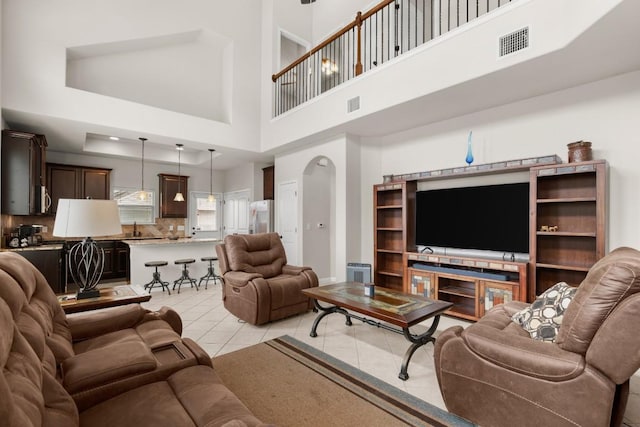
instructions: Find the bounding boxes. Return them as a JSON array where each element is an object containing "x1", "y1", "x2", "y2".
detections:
[{"x1": 57, "y1": 285, "x2": 151, "y2": 314}]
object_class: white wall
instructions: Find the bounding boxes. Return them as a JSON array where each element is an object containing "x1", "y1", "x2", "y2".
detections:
[
  {"x1": 276, "y1": 134, "x2": 361, "y2": 281},
  {"x1": 262, "y1": 0, "x2": 627, "y2": 152},
  {"x1": 2, "y1": 0, "x2": 263, "y2": 152},
  {"x1": 357, "y1": 70, "x2": 640, "y2": 264},
  {"x1": 311, "y1": 0, "x2": 377, "y2": 44},
  {"x1": 66, "y1": 31, "x2": 232, "y2": 122},
  {"x1": 303, "y1": 158, "x2": 334, "y2": 280},
  {"x1": 223, "y1": 163, "x2": 257, "y2": 200}
]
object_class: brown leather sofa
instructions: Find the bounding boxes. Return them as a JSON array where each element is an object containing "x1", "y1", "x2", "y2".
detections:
[
  {"x1": 434, "y1": 247, "x2": 640, "y2": 427},
  {"x1": 0, "y1": 251, "x2": 266, "y2": 426},
  {"x1": 216, "y1": 232, "x2": 319, "y2": 325}
]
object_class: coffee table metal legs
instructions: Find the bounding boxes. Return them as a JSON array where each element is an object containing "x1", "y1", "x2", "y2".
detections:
[
  {"x1": 399, "y1": 315, "x2": 441, "y2": 380},
  {"x1": 308, "y1": 298, "x2": 441, "y2": 381},
  {"x1": 309, "y1": 299, "x2": 352, "y2": 337}
]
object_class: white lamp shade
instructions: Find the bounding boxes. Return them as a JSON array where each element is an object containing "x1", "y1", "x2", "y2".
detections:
[{"x1": 53, "y1": 199, "x2": 123, "y2": 238}]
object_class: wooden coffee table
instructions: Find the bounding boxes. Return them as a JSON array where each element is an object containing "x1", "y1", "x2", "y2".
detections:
[
  {"x1": 302, "y1": 282, "x2": 453, "y2": 380},
  {"x1": 57, "y1": 285, "x2": 151, "y2": 314}
]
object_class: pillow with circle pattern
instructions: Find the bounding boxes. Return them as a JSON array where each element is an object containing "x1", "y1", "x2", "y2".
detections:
[{"x1": 511, "y1": 282, "x2": 577, "y2": 342}]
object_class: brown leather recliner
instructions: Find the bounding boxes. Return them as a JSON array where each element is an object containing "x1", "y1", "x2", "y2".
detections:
[
  {"x1": 216, "y1": 232, "x2": 319, "y2": 325},
  {"x1": 434, "y1": 247, "x2": 640, "y2": 427},
  {"x1": 0, "y1": 251, "x2": 265, "y2": 426}
]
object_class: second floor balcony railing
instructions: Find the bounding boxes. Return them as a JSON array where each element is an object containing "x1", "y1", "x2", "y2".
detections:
[{"x1": 272, "y1": 0, "x2": 515, "y2": 117}]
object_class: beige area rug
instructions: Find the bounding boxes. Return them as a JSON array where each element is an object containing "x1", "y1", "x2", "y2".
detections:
[{"x1": 211, "y1": 335, "x2": 474, "y2": 427}]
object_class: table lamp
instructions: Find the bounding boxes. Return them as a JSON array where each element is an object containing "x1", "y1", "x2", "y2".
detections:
[{"x1": 53, "y1": 199, "x2": 123, "y2": 299}]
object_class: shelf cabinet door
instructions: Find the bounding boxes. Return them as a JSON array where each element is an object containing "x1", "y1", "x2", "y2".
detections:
[
  {"x1": 159, "y1": 174, "x2": 189, "y2": 218},
  {"x1": 407, "y1": 268, "x2": 435, "y2": 298},
  {"x1": 479, "y1": 281, "x2": 516, "y2": 317}
]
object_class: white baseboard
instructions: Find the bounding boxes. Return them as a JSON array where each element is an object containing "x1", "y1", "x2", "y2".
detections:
[{"x1": 318, "y1": 277, "x2": 336, "y2": 285}]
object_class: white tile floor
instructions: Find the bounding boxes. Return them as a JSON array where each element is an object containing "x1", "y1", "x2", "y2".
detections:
[{"x1": 141, "y1": 283, "x2": 639, "y2": 426}]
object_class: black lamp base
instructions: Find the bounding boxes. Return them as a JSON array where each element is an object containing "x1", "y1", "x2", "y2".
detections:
[{"x1": 77, "y1": 288, "x2": 101, "y2": 299}]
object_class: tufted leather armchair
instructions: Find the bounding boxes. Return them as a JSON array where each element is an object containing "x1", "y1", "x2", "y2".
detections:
[
  {"x1": 216, "y1": 232, "x2": 319, "y2": 325},
  {"x1": 434, "y1": 247, "x2": 640, "y2": 427}
]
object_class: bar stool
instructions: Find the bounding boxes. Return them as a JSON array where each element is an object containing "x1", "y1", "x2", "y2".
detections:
[
  {"x1": 144, "y1": 261, "x2": 171, "y2": 294},
  {"x1": 173, "y1": 258, "x2": 198, "y2": 294},
  {"x1": 198, "y1": 256, "x2": 222, "y2": 290}
]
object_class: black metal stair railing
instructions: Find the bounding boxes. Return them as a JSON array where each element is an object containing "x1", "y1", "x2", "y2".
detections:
[{"x1": 272, "y1": 0, "x2": 514, "y2": 117}]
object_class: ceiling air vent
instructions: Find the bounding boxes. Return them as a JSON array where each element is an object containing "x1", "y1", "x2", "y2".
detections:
[
  {"x1": 499, "y1": 27, "x2": 529, "y2": 57},
  {"x1": 347, "y1": 96, "x2": 360, "y2": 113}
]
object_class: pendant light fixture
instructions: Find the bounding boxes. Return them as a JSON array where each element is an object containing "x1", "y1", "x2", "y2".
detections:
[
  {"x1": 138, "y1": 137, "x2": 148, "y2": 201},
  {"x1": 174, "y1": 143, "x2": 185, "y2": 202},
  {"x1": 207, "y1": 149, "x2": 216, "y2": 203}
]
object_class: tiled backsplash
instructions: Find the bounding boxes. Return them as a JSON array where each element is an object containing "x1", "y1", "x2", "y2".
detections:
[{"x1": 1, "y1": 214, "x2": 186, "y2": 246}]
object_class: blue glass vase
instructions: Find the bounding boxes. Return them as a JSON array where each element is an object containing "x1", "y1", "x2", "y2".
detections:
[{"x1": 465, "y1": 131, "x2": 474, "y2": 165}]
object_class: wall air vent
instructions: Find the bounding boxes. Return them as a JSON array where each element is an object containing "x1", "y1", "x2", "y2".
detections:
[
  {"x1": 499, "y1": 27, "x2": 529, "y2": 57},
  {"x1": 347, "y1": 96, "x2": 360, "y2": 113}
]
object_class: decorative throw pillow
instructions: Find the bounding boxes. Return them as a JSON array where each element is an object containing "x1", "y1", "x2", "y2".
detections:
[{"x1": 511, "y1": 282, "x2": 577, "y2": 342}]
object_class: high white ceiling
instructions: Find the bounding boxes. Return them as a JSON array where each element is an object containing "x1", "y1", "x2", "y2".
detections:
[{"x1": 3, "y1": 0, "x2": 639, "y2": 169}]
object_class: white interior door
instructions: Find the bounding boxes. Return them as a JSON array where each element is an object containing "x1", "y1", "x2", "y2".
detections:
[
  {"x1": 223, "y1": 189, "x2": 250, "y2": 237},
  {"x1": 188, "y1": 191, "x2": 222, "y2": 239},
  {"x1": 278, "y1": 181, "x2": 298, "y2": 265}
]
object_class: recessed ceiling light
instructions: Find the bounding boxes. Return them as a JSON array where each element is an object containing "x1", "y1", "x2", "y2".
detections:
[{"x1": 109, "y1": 136, "x2": 120, "y2": 141}]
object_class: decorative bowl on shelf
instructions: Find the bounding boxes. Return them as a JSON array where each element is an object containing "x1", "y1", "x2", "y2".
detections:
[{"x1": 167, "y1": 235, "x2": 179, "y2": 240}]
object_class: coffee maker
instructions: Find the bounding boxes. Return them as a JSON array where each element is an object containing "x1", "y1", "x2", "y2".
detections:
[{"x1": 11, "y1": 224, "x2": 44, "y2": 247}]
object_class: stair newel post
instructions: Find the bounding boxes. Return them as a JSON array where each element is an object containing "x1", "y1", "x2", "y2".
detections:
[{"x1": 355, "y1": 11, "x2": 363, "y2": 76}]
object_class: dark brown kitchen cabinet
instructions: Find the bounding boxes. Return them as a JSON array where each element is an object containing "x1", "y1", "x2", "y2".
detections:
[
  {"x1": 263, "y1": 165, "x2": 274, "y2": 200},
  {"x1": 63, "y1": 240, "x2": 129, "y2": 285},
  {"x1": 159, "y1": 173, "x2": 189, "y2": 218},
  {"x1": 18, "y1": 248, "x2": 64, "y2": 293},
  {"x1": 115, "y1": 241, "x2": 130, "y2": 281},
  {"x1": 100, "y1": 241, "x2": 115, "y2": 278},
  {"x1": 47, "y1": 164, "x2": 111, "y2": 213},
  {"x1": 1, "y1": 130, "x2": 48, "y2": 215}
]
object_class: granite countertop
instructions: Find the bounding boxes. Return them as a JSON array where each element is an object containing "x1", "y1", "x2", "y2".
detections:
[
  {"x1": 1, "y1": 236, "x2": 220, "y2": 251},
  {"x1": 0, "y1": 245, "x2": 64, "y2": 252},
  {"x1": 122, "y1": 237, "x2": 221, "y2": 246}
]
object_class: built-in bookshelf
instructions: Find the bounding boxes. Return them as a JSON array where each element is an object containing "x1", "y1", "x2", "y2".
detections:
[
  {"x1": 529, "y1": 160, "x2": 607, "y2": 300},
  {"x1": 374, "y1": 156, "x2": 607, "y2": 319},
  {"x1": 373, "y1": 181, "x2": 416, "y2": 291}
]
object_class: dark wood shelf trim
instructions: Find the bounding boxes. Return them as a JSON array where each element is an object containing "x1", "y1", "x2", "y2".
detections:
[
  {"x1": 385, "y1": 155, "x2": 561, "y2": 183},
  {"x1": 536, "y1": 232, "x2": 596, "y2": 237},
  {"x1": 444, "y1": 308, "x2": 476, "y2": 320},
  {"x1": 536, "y1": 197, "x2": 596, "y2": 204},
  {"x1": 536, "y1": 263, "x2": 591, "y2": 272},
  {"x1": 376, "y1": 249, "x2": 403, "y2": 254},
  {"x1": 438, "y1": 286, "x2": 475, "y2": 298},
  {"x1": 377, "y1": 270, "x2": 403, "y2": 277},
  {"x1": 376, "y1": 205, "x2": 403, "y2": 209},
  {"x1": 376, "y1": 227, "x2": 403, "y2": 231}
]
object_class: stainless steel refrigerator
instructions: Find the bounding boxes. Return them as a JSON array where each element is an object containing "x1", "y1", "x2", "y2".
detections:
[{"x1": 249, "y1": 200, "x2": 274, "y2": 234}]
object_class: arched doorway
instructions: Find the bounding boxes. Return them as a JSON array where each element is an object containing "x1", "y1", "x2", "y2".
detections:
[{"x1": 302, "y1": 156, "x2": 336, "y2": 283}]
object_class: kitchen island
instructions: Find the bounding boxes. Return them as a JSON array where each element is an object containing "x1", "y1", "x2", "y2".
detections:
[{"x1": 124, "y1": 237, "x2": 222, "y2": 289}]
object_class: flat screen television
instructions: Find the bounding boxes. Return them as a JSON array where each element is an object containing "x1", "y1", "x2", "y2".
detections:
[{"x1": 415, "y1": 182, "x2": 530, "y2": 255}]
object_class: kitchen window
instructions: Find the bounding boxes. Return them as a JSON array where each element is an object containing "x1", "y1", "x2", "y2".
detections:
[
  {"x1": 195, "y1": 197, "x2": 218, "y2": 231},
  {"x1": 113, "y1": 188, "x2": 155, "y2": 224}
]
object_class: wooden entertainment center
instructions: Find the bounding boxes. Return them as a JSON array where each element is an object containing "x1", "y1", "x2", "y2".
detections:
[{"x1": 374, "y1": 156, "x2": 607, "y2": 321}]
